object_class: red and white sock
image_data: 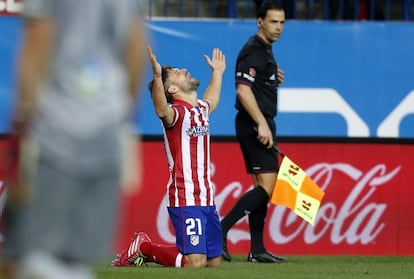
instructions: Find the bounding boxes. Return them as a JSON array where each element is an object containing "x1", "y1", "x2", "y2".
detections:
[{"x1": 140, "y1": 242, "x2": 185, "y2": 267}]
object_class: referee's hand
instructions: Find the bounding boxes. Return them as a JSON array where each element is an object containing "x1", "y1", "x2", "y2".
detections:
[{"x1": 256, "y1": 124, "x2": 274, "y2": 148}]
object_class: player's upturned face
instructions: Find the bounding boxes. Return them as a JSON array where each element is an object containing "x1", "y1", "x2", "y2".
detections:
[
  {"x1": 259, "y1": 9, "x2": 285, "y2": 44},
  {"x1": 169, "y1": 68, "x2": 200, "y2": 92}
]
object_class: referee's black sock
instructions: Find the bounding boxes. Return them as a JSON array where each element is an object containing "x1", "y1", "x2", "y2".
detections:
[
  {"x1": 248, "y1": 198, "x2": 269, "y2": 255},
  {"x1": 221, "y1": 186, "x2": 269, "y2": 234}
]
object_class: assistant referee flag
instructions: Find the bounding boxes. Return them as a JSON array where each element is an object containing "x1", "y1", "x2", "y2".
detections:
[{"x1": 271, "y1": 155, "x2": 325, "y2": 226}]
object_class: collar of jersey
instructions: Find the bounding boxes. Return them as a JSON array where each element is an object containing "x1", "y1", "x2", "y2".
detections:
[{"x1": 172, "y1": 99, "x2": 199, "y2": 109}]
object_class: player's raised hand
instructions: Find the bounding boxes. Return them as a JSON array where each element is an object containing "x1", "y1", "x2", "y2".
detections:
[
  {"x1": 147, "y1": 46, "x2": 162, "y2": 77},
  {"x1": 204, "y1": 48, "x2": 226, "y2": 74}
]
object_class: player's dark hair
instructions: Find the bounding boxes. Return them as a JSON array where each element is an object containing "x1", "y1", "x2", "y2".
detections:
[
  {"x1": 148, "y1": 65, "x2": 173, "y2": 103},
  {"x1": 257, "y1": 1, "x2": 283, "y2": 19}
]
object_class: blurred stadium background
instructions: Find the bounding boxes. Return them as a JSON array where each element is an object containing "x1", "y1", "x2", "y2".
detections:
[
  {"x1": 1, "y1": 0, "x2": 413, "y2": 257},
  {"x1": 145, "y1": 0, "x2": 412, "y2": 20}
]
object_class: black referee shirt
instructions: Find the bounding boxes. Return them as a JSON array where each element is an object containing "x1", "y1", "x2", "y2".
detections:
[{"x1": 235, "y1": 35, "x2": 279, "y2": 118}]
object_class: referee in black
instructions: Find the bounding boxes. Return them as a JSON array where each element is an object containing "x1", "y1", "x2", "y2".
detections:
[{"x1": 220, "y1": 1, "x2": 288, "y2": 263}]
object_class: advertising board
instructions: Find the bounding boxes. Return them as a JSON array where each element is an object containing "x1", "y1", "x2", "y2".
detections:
[
  {"x1": 0, "y1": 0, "x2": 21, "y2": 15},
  {"x1": 114, "y1": 139, "x2": 414, "y2": 256},
  {"x1": 0, "y1": 139, "x2": 413, "y2": 255}
]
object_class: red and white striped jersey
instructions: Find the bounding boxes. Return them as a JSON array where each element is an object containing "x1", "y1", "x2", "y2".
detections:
[{"x1": 162, "y1": 99, "x2": 215, "y2": 207}]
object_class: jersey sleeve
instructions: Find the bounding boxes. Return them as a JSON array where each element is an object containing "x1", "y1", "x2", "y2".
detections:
[
  {"x1": 164, "y1": 105, "x2": 179, "y2": 128},
  {"x1": 235, "y1": 52, "x2": 258, "y2": 88}
]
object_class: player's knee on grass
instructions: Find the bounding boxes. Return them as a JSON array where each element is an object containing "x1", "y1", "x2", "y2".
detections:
[
  {"x1": 207, "y1": 256, "x2": 221, "y2": 267},
  {"x1": 184, "y1": 254, "x2": 207, "y2": 268}
]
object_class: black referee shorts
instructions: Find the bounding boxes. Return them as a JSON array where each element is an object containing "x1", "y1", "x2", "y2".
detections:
[{"x1": 235, "y1": 112, "x2": 279, "y2": 174}]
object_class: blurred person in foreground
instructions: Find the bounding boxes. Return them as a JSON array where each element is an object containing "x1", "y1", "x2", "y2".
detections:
[
  {"x1": 0, "y1": 0, "x2": 147, "y2": 278},
  {"x1": 111, "y1": 46, "x2": 226, "y2": 268},
  {"x1": 220, "y1": 1, "x2": 288, "y2": 263}
]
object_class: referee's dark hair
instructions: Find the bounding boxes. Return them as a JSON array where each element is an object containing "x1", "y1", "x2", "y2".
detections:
[{"x1": 257, "y1": 1, "x2": 284, "y2": 19}]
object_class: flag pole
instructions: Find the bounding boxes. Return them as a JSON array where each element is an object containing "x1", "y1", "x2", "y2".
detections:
[{"x1": 273, "y1": 145, "x2": 285, "y2": 157}]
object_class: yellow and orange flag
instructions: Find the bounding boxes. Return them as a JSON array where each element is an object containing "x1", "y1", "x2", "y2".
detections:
[{"x1": 271, "y1": 155, "x2": 325, "y2": 226}]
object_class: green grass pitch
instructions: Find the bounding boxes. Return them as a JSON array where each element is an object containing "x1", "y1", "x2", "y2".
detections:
[{"x1": 95, "y1": 255, "x2": 414, "y2": 279}]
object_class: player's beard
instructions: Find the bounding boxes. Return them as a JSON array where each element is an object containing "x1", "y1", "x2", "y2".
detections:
[{"x1": 189, "y1": 78, "x2": 200, "y2": 91}]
